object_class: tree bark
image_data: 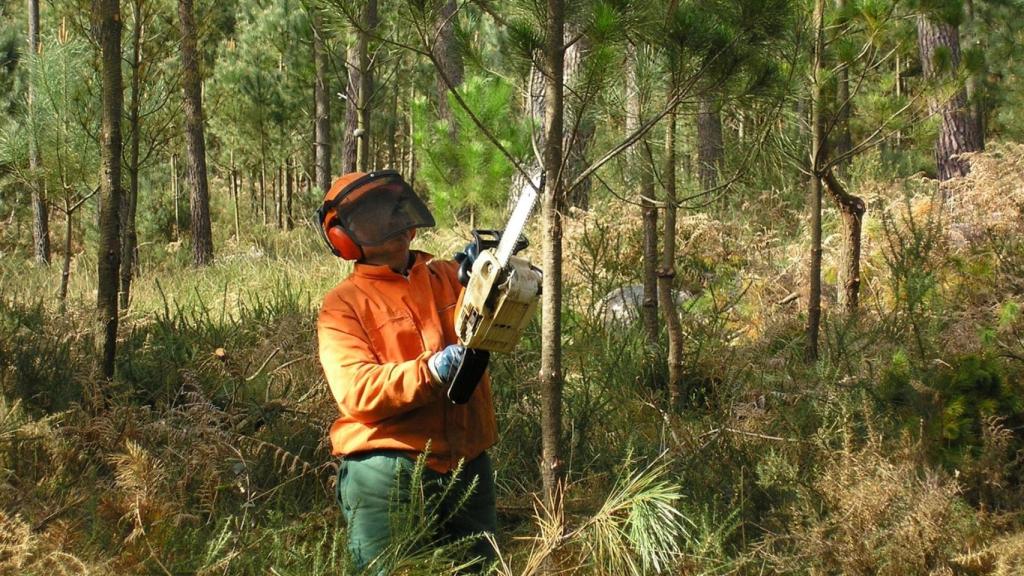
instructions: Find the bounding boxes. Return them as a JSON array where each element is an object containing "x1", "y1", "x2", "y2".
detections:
[
  {"x1": 659, "y1": 73, "x2": 684, "y2": 409},
  {"x1": 313, "y1": 12, "x2": 332, "y2": 192},
  {"x1": 806, "y1": 0, "x2": 825, "y2": 362},
  {"x1": 230, "y1": 151, "x2": 240, "y2": 239},
  {"x1": 28, "y1": 0, "x2": 51, "y2": 265},
  {"x1": 120, "y1": 0, "x2": 144, "y2": 309},
  {"x1": 59, "y1": 201, "x2": 72, "y2": 312},
  {"x1": 434, "y1": 0, "x2": 463, "y2": 140},
  {"x1": 171, "y1": 153, "x2": 179, "y2": 240},
  {"x1": 823, "y1": 169, "x2": 864, "y2": 313},
  {"x1": 962, "y1": 0, "x2": 985, "y2": 145},
  {"x1": 540, "y1": 0, "x2": 565, "y2": 504},
  {"x1": 285, "y1": 159, "x2": 294, "y2": 230},
  {"x1": 626, "y1": 42, "x2": 659, "y2": 352},
  {"x1": 94, "y1": 0, "x2": 123, "y2": 379},
  {"x1": 178, "y1": 0, "x2": 214, "y2": 265},
  {"x1": 916, "y1": 14, "x2": 983, "y2": 181},
  {"x1": 563, "y1": 28, "x2": 592, "y2": 210},
  {"x1": 342, "y1": 47, "x2": 358, "y2": 173},
  {"x1": 276, "y1": 163, "x2": 283, "y2": 229},
  {"x1": 355, "y1": 0, "x2": 377, "y2": 172},
  {"x1": 833, "y1": 0, "x2": 852, "y2": 178},
  {"x1": 697, "y1": 95, "x2": 724, "y2": 194}
]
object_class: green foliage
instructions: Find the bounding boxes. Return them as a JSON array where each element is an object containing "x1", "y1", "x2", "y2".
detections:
[
  {"x1": 878, "y1": 352, "x2": 1024, "y2": 471},
  {"x1": 412, "y1": 75, "x2": 531, "y2": 224}
]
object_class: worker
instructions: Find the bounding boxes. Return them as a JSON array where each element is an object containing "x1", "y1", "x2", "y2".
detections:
[{"x1": 315, "y1": 170, "x2": 497, "y2": 573}]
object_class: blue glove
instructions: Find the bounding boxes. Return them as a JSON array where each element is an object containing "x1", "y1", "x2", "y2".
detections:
[
  {"x1": 453, "y1": 242, "x2": 480, "y2": 286},
  {"x1": 428, "y1": 344, "x2": 466, "y2": 385}
]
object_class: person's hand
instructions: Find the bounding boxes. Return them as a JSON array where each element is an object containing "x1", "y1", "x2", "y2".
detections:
[
  {"x1": 453, "y1": 242, "x2": 480, "y2": 286},
  {"x1": 428, "y1": 344, "x2": 466, "y2": 386}
]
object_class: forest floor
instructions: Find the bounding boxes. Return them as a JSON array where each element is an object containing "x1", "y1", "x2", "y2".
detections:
[{"x1": 3, "y1": 145, "x2": 1024, "y2": 574}]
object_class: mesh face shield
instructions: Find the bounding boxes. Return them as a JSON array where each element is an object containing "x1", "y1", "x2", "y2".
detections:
[{"x1": 317, "y1": 171, "x2": 435, "y2": 247}]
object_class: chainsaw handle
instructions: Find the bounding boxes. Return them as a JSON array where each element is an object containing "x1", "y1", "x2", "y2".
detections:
[
  {"x1": 457, "y1": 229, "x2": 530, "y2": 286},
  {"x1": 470, "y1": 229, "x2": 502, "y2": 251},
  {"x1": 471, "y1": 229, "x2": 529, "y2": 256}
]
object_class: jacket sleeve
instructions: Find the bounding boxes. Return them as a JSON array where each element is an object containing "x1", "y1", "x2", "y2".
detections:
[{"x1": 317, "y1": 295, "x2": 441, "y2": 424}]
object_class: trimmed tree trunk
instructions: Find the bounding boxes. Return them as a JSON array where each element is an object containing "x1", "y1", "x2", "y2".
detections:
[
  {"x1": 806, "y1": 0, "x2": 825, "y2": 362},
  {"x1": 916, "y1": 14, "x2": 983, "y2": 181},
  {"x1": 659, "y1": 74, "x2": 685, "y2": 409},
  {"x1": 313, "y1": 13, "x2": 332, "y2": 192},
  {"x1": 94, "y1": 0, "x2": 123, "y2": 379},
  {"x1": 626, "y1": 43, "x2": 659, "y2": 352},
  {"x1": 540, "y1": 0, "x2": 566, "y2": 504},
  {"x1": 120, "y1": 0, "x2": 145, "y2": 309},
  {"x1": 28, "y1": 0, "x2": 51, "y2": 265},
  {"x1": 697, "y1": 95, "x2": 724, "y2": 194},
  {"x1": 178, "y1": 0, "x2": 214, "y2": 265}
]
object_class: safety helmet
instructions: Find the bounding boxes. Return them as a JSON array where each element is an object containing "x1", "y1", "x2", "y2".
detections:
[{"x1": 315, "y1": 170, "x2": 435, "y2": 260}]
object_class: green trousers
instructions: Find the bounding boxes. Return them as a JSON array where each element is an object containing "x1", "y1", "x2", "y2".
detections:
[{"x1": 336, "y1": 450, "x2": 497, "y2": 573}]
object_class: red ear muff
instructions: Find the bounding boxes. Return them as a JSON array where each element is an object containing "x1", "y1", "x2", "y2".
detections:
[{"x1": 327, "y1": 225, "x2": 363, "y2": 260}]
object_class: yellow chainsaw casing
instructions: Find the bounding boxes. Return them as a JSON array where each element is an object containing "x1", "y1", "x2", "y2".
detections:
[{"x1": 455, "y1": 250, "x2": 542, "y2": 353}]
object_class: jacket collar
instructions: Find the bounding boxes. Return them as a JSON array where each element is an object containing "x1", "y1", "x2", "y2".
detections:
[{"x1": 353, "y1": 250, "x2": 434, "y2": 280}]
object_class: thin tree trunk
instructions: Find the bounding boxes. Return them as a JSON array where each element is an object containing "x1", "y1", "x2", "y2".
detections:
[
  {"x1": 313, "y1": 13, "x2": 332, "y2": 191},
  {"x1": 434, "y1": 0, "x2": 463, "y2": 140},
  {"x1": 355, "y1": 0, "x2": 377, "y2": 172},
  {"x1": 342, "y1": 48, "x2": 358, "y2": 173},
  {"x1": 834, "y1": 0, "x2": 852, "y2": 178},
  {"x1": 285, "y1": 158, "x2": 294, "y2": 231},
  {"x1": 403, "y1": 81, "x2": 411, "y2": 181},
  {"x1": 171, "y1": 153, "x2": 179, "y2": 240},
  {"x1": 806, "y1": 0, "x2": 825, "y2": 362},
  {"x1": 231, "y1": 151, "x2": 240, "y2": 239},
  {"x1": 275, "y1": 163, "x2": 283, "y2": 229},
  {"x1": 563, "y1": 28, "x2": 592, "y2": 210},
  {"x1": 59, "y1": 203, "x2": 72, "y2": 312},
  {"x1": 916, "y1": 14, "x2": 983, "y2": 181},
  {"x1": 659, "y1": 74, "x2": 684, "y2": 409},
  {"x1": 95, "y1": 0, "x2": 123, "y2": 379},
  {"x1": 625, "y1": 43, "x2": 659, "y2": 350},
  {"x1": 540, "y1": 0, "x2": 565, "y2": 505},
  {"x1": 260, "y1": 158, "x2": 267, "y2": 225},
  {"x1": 387, "y1": 80, "x2": 399, "y2": 168},
  {"x1": 179, "y1": 0, "x2": 214, "y2": 265},
  {"x1": 963, "y1": 0, "x2": 985, "y2": 147},
  {"x1": 120, "y1": 0, "x2": 144, "y2": 309},
  {"x1": 28, "y1": 0, "x2": 50, "y2": 265},
  {"x1": 697, "y1": 96, "x2": 724, "y2": 195}
]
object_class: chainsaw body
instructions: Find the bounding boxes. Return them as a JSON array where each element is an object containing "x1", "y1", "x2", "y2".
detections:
[{"x1": 455, "y1": 250, "x2": 541, "y2": 353}]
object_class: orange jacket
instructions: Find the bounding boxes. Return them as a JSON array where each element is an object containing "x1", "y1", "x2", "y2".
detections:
[{"x1": 317, "y1": 251, "x2": 497, "y2": 473}]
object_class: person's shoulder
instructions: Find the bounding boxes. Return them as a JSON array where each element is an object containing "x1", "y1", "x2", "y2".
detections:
[{"x1": 319, "y1": 276, "x2": 360, "y2": 313}]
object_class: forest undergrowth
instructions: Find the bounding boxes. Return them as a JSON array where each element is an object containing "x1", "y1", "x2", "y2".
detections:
[{"x1": 3, "y1": 146, "x2": 1024, "y2": 574}]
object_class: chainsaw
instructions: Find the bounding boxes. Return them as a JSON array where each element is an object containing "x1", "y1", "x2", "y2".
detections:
[{"x1": 446, "y1": 174, "x2": 544, "y2": 404}]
